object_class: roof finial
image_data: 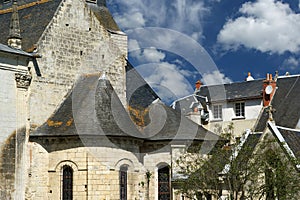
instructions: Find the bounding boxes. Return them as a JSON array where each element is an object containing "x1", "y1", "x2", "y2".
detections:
[
  {"x1": 8, "y1": 0, "x2": 22, "y2": 49},
  {"x1": 267, "y1": 105, "x2": 276, "y2": 121}
]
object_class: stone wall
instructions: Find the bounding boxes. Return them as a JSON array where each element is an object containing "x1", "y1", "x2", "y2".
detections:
[
  {"x1": 30, "y1": 0, "x2": 127, "y2": 126},
  {"x1": 0, "y1": 70, "x2": 17, "y2": 146},
  {"x1": 0, "y1": 52, "x2": 32, "y2": 199},
  {"x1": 0, "y1": 132, "x2": 16, "y2": 199},
  {"x1": 27, "y1": 140, "x2": 149, "y2": 199}
]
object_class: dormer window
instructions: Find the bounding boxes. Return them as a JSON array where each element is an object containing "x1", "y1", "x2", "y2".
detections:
[{"x1": 235, "y1": 102, "x2": 245, "y2": 117}]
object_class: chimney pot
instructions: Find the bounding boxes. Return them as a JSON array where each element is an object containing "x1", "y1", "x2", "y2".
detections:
[
  {"x1": 246, "y1": 72, "x2": 254, "y2": 81},
  {"x1": 263, "y1": 72, "x2": 277, "y2": 107}
]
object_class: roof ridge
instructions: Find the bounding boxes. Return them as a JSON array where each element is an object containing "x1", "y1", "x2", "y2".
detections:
[
  {"x1": 0, "y1": 0, "x2": 51, "y2": 15},
  {"x1": 276, "y1": 125, "x2": 300, "y2": 132}
]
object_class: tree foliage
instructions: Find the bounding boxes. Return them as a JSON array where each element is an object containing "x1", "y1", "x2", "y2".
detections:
[{"x1": 175, "y1": 125, "x2": 300, "y2": 200}]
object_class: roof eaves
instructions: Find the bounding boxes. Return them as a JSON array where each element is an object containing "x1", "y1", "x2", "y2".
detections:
[
  {"x1": 268, "y1": 121, "x2": 300, "y2": 170},
  {"x1": 0, "y1": 43, "x2": 34, "y2": 57}
]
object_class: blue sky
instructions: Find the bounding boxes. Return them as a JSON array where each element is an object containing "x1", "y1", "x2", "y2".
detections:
[{"x1": 107, "y1": 0, "x2": 300, "y2": 104}]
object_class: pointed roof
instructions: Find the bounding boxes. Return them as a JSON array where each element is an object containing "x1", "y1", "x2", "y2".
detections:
[
  {"x1": 31, "y1": 73, "x2": 221, "y2": 144},
  {"x1": 268, "y1": 122, "x2": 300, "y2": 170},
  {"x1": 31, "y1": 74, "x2": 142, "y2": 138},
  {"x1": 126, "y1": 60, "x2": 160, "y2": 109}
]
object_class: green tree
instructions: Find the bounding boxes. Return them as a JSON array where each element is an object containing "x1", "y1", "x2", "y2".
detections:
[{"x1": 175, "y1": 126, "x2": 300, "y2": 200}]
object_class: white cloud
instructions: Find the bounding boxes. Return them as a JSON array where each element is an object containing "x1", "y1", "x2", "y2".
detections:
[
  {"x1": 136, "y1": 62, "x2": 194, "y2": 102},
  {"x1": 129, "y1": 45, "x2": 166, "y2": 63},
  {"x1": 114, "y1": 12, "x2": 145, "y2": 29},
  {"x1": 281, "y1": 56, "x2": 299, "y2": 70},
  {"x1": 128, "y1": 39, "x2": 140, "y2": 52},
  {"x1": 109, "y1": 0, "x2": 208, "y2": 41},
  {"x1": 217, "y1": 0, "x2": 300, "y2": 54},
  {"x1": 201, "y1": 70, "x2": 232, "y2": 85},
  {"x1": 143, "y1": 48, "x2": 166, "y2": 63}
]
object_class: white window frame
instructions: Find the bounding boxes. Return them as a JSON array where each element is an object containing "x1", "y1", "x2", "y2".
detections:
[
  {"x1": 212, "y1": 104, "x2": 222, "y2": 120},
  {"x1": 234, "y1": 102, "x2": 245, "y2": 117}
]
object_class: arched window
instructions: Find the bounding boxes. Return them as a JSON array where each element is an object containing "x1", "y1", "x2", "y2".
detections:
[
  {"x1": 63, "y1": 165, "x2": 73, "y2": 200},
  {"x1": 158, "y1": 166, "x2": 170, "y2": 200},
  {"x1": 120, "y1": 165, "x2": 128, "y2": 200}
]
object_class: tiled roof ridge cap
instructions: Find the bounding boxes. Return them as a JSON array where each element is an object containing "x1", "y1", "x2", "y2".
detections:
[
  {"x1": 277, "y1": 74, "x2": 300, "y2": 79},
  {"x1": 0, "y1": 0, "x2": 51, "y2": 15},
  {"x1": 201, "y1": 78, "x2": 264, "y2": 88},
  {"x1": 276, "y1": 125, "x2": 300, "y2": 132}
]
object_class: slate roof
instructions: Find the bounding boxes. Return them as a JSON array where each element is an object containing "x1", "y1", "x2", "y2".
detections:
[
  {"x1": 0, "y1": 0, "x2": 62, "y2": 52},
  {"x1": 126, "y1": 60, "x2": 160, "y2": 109},
  {"x1": 220, "y1": 132, "x2": 262, "y2": 175},
  {"x1": 195, "y1": 75, "x2": 300, "y2": 132},
  {"x1": 277, "y1": 127, "x2": 300, "y2": 159},
  {"x1": 32, "y1": 74, "x2": 220, "y2": 142},
  {"x1": 235, "y1": 133, "x2": 262, "y2": 162},
  {"x1": 87, "y1": 2, "x2": 120, "y2": 32},
  {"x1": 171, "y1": 94, "x2": 207, "y2": 116},
  {"x1": 0, "y1": 43, "x2": 34, "y2": 57},
  {"x1": 31, "y1": 74, "x2": 141, "y2": 138},
  {"x1": 196, "y1": 79, "x2": 263, "y2": 103},
  {"x1": 0, "y1": 0, "x2": 119, "y2": 52},
  {"x1": 143, "y1": 101, "x2": 220, "y2": 141},
  {"x1": 255, "y1": 75, "x2": 300, "y2": 132}
]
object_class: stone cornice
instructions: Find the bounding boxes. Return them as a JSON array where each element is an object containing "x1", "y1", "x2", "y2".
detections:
[{"x1": 15, "y1": 73, "x2": 32, "y2": 89}]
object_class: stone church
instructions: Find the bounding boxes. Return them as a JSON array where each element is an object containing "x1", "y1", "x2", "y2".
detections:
[{"x1": 0, "y1": 0, "x2": 220, "y2": 199}]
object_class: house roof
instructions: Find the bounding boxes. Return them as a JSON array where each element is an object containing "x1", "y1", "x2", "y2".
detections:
[
  {"x1": 196, "y1": 79, "x2": 263, "y2": 103},
  {"x1": 87, "y1": 2, "x2": 120, "y2": 32},
  {"x1": 126, "y1": 60, "x2": 159, "y2": 109},
  {"x1": 268, "y1": 122, "x2": 300, "y2": 170},
  {"x1": 171, "y1": 94, "x2": 207, "y2": 116},
  {"x1": 220, "y1": 131, "x2": 262, "y2": 174},
  {"x1": 31, "y1": 74, "x2": 142, "y2": 138},
  {"x1": 31, "y1": 74, "x2": 220, "y2": 142},
  {"x1": 0, "y1": 0, "x2": 62, "y2": 52},
  {"x1": 143, "y1": 101, "x2": 220, "y2": 141},
  {"x1": 0, "y1": 0, "x2": 119, "y2": 52},
  {"x1": 255, "y1": 75, "x2": 300, "y2": 132},
  {"x1": 0, "y1": 43, "x2": 34, "y2": 57},
  {"x1": 276, "y1": 126, "x2": 300, "y2": 159}
]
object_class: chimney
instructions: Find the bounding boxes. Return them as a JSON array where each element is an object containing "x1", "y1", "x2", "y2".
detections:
[
  {"x1": 246, "y1": 72, "x2": 254, "y2": 81},
  {"x1": 195, "y1": 80, "x2": 202, "y2": 91},
  {"x1": 263, "y1": 73, "x2": 276, "y2": 107},
  {"x1": 8, "y1": 0, "x2": 22, "y2": 49}
]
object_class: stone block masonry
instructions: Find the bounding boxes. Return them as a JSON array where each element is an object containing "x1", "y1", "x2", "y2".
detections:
[{"x1": 30, "y1": 0, "x2": 128, "y2": 126}]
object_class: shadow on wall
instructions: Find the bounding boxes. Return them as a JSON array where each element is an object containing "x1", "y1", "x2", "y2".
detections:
[{"x1": 0, "y1": 128, "x2": 25, "y2": 199}]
